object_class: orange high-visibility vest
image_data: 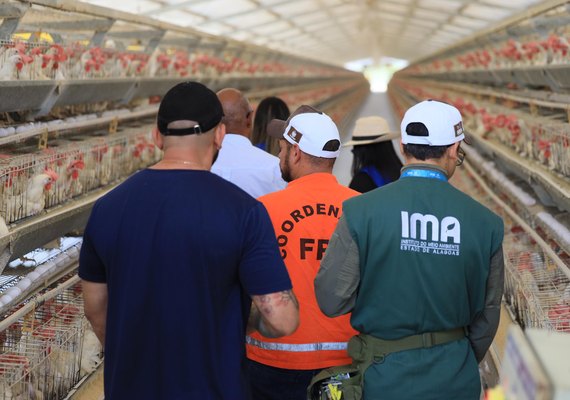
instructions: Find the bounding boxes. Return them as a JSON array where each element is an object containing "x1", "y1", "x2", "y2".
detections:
[{"x1": 246, "y1": 173, "x2": 358, "y2": 370}]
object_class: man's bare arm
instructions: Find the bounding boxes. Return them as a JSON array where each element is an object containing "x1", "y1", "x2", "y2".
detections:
[
  {"x1": 247, "y1": 290, "x2": 299, "y2": 338},
  {"x1": 82, "y1": 280, "x2": 108, "y2": 346}
]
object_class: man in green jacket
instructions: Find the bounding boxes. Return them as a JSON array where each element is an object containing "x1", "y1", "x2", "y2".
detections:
[{"x1": 315, "y1": 99, "x2": 504, "y2": 400}]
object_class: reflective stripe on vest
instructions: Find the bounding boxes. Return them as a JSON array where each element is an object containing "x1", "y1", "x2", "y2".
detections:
[{"x1": 246, "y1": 335, "x2": 348, "y2": 352}]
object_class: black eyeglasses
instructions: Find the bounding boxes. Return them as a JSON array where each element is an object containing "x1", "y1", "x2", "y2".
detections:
[
  {"x1": 246, "y1": 109, "x2": 253, "y2": 119},
  {"x1": 456, "y1": 146, "x2": 466, "y2": 167}
]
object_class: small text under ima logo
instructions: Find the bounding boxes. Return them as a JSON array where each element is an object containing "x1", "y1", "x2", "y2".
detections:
[{"x1": 400, "y1": 211, "x2": 461, "y2": 256}]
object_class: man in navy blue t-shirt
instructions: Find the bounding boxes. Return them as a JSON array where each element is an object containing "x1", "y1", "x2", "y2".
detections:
[{"x1": 79, "y1": 81, "x2": 299, "y2": 400}]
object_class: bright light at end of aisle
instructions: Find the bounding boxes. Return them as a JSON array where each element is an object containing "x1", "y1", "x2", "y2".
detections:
[{"x1": 345, "y1": 57, "x2": 409, "y2": 93}]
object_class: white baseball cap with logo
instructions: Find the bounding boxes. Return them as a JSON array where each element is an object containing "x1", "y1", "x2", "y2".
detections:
[
  {"x1": 267, "y1": 105, "x2": 341, "y2": 158},
  {"x1": 401, "y1": 100, "x2": 465, "y2": 146}
]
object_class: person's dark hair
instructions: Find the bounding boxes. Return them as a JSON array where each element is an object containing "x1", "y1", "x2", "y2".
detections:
[
  {"x1": 351, "y1": 141, "x2": 403, "y2": 183},
  {"x1": 402, "y1": 144, "x2": 450, "y2": 160},
  {"x1": 252, "y1": 97, "x2": 290, "y2": 155},
  {"x1": 306, "y1": 153, "x2": 336, "y2": 169}
]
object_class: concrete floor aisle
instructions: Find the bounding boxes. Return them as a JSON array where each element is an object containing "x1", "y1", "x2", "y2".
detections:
[{"x1": 333, "y1": 91, "x2": 402, "y2": 187}]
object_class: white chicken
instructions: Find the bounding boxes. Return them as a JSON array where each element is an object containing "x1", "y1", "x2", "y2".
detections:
[
  {"x1": 0, "y1": 381, "x2": 44, "y2": 400},
  {"x1": 12, "y1": 331, "x2": 77, "y2": 400},
  {"x1": 132, "y1": 138, "x2": 157, "y2": 170},
  {"x1": 70, "y1": 51, "x2": 91, "y2": 80},
  {"x1": 80, "y1": 328, "x2": 102, "y2": 375},
  {"x1": 52, "y1": 158, "x2": 85, "y2": 200},
  {"x1": 44, "y1": 346, "x2": 77, "y2": 387},
  {"x1": 126, "y1": 56, "x2": 147, "y2": 77},
  {"x1": 147, "y1": 48, "x2": 174, "y2": 77},
  {"x1": 23, "y1": 170, "x2": 58, "y2": 217},
  {"x1": 66, "y1": 159, "x2": 85, "y2": 197},
  {"x1": 12, "y1": 382, "x2": 44, "y2": 400},
  {"x1": 0, "y1": 54, "x2": 23, "y2": 80},
  {"x1": 93, "y1": 144, "x2": 115, "y2": 186},
  {"x1": 3, "y1": 170, "x2": 58, "y2": 222},
  {"x1": 0, "y1": 352, "x2": 44, "y2": 400}
]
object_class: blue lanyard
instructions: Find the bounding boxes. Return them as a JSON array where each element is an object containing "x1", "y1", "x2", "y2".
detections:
[
  {"x1": 361, "y1": 166, "x2": 386, "y2": 188},
  {"x1": 401, "y1": 168, "x2": 448, "y2": 182}
]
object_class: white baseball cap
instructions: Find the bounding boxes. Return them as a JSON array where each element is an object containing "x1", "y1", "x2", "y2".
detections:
[
  {"x1": 401, "y1": 100, "x2": 465, "y2": 146},
  {"x1": 267, "y1": 105, "x2": 340, "y2": 158}
]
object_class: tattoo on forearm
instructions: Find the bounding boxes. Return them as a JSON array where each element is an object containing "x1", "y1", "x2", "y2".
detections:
[
  {"x1": 280, "y1": 290, "x2": 299, "y2": 309},
  {"x1": 257, "y1": 290, "x2": 298, "y2": 316},
  {"x1": 249, "y1": 290, "x2": 298, "y2": 338},
  {"x1": 258, "y1": 294, "x2": 273, "y2": 316}
]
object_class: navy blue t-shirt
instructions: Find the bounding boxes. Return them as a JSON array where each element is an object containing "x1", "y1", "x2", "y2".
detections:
[{"x1": 79, "y1": 169, "x2": 292, "y2": 400}]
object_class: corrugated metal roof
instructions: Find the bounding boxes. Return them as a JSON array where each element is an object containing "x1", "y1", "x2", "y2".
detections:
[{"x1": 81, "y1": 0, "x2": 545, "y2": 65}]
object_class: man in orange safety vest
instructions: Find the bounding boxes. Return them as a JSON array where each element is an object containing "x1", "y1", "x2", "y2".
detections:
[{"x1": 246, "y1": 105, "x2": 358, "y2": 400}]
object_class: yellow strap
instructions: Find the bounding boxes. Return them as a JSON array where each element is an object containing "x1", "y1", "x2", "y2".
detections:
[{"x1": 327, "y1": 383, "x2": 342, "y2": 400}]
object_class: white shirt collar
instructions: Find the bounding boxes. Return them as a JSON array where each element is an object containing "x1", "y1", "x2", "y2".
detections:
[{"x1": 223, "y1": 133, "x2": 252, "y2": 146}]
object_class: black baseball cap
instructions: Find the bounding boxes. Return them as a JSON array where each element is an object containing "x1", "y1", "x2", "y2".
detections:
[{"x1": 157, "y1": 81, "x2": 224, "y2": 136}]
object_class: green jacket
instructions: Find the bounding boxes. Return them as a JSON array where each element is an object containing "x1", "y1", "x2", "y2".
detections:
[{"x1": 315, "y1": 165, "x2": 504, "y2": 399}]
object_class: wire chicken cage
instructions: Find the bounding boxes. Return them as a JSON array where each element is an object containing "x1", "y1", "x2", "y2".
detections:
[
  {"x1": 0, "y1": 37, "x2": 349, "y2": 83},
  {"x1": 0, "y1": 127, "x2": 160, "y2": 225},
  {"x1": 459, "y1": 103, "x2": 570, "y2": 178},
  {"x1": 399, "y1": 3, "x2": 570, "y2": 93},
  {"x1": 447, "y1": 155, "x2": 570, "y2": 334},
  {"x1": 0, "y1": 281, "x2": 98, "y2": 400},
  {"x1": 389, "y1": 80, "x2": 570, "y2": 180},
  {"x1": 503, "y1": 228, "x2": 570, "y2": 332}
]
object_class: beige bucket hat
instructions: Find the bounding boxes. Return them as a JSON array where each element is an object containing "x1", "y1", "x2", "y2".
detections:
[{"x1": 343, "y1": 116, "x2": 399, "y2": 147}]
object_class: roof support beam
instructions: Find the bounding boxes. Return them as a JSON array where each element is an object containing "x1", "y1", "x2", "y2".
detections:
[
  {"x1": 198, "y1": 0, "x2": 300, "y2": 24},
  {"x1": 140, "y1": 0, "x2": 212, "y2": 16}
]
